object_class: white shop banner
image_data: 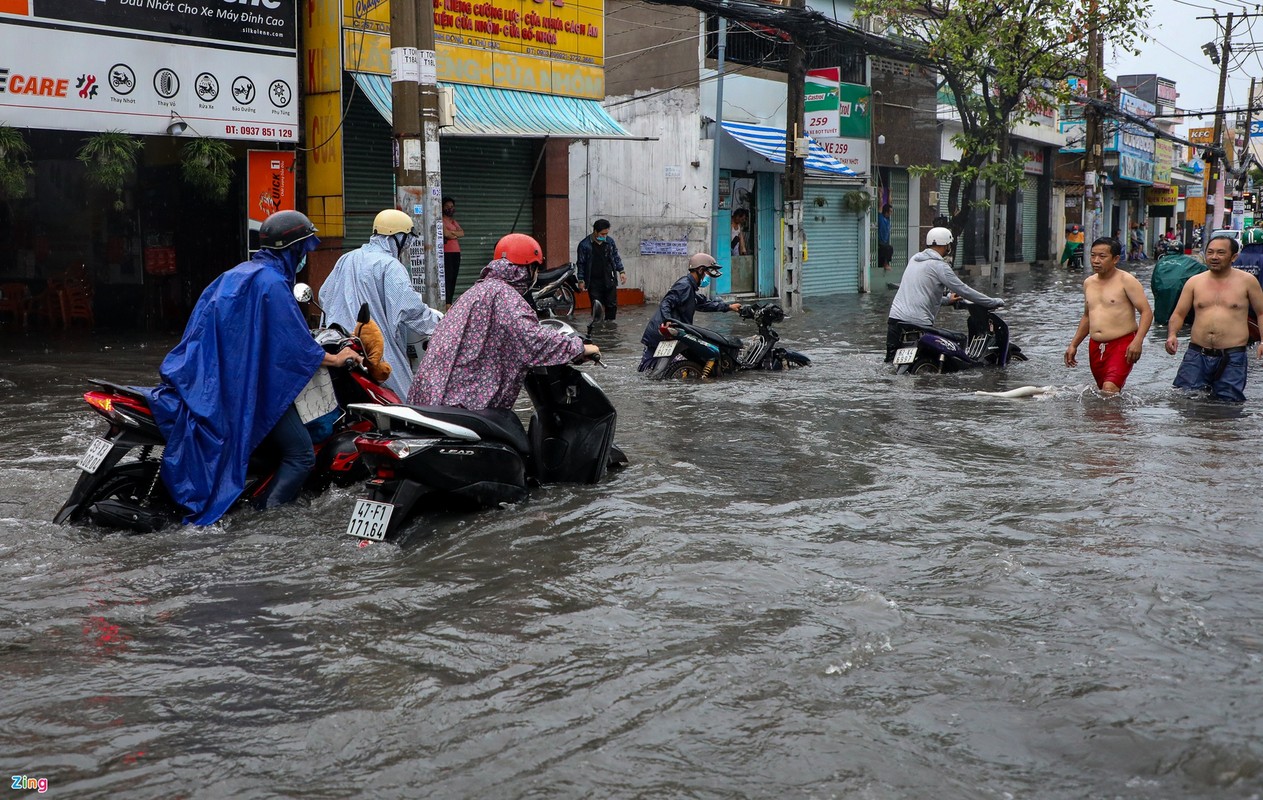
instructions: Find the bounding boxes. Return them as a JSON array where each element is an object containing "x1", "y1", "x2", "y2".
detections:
[
  {"x1": 812, "y1": 136, "x2": 869, "y2": 176},
  {"x1": 0, "y1": 0, "x2": 298, "y2": 141}
]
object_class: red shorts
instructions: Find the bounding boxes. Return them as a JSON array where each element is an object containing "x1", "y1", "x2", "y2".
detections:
[{"x1": 1088, "y1": 331, "x2": 1136, "y2": 389}]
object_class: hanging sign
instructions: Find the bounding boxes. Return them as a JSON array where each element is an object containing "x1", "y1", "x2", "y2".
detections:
[
  {"x1": 247, "y1": 151, "x2": 297, "y2": 252},
  {"x1": 804, "y1": 67, "x2": 841, "y2": 138}
]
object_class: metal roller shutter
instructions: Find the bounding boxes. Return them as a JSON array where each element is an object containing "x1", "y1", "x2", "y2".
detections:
[
  {"x1": 1021, "y1": 175, "x2": 1038, "y2": 262},
  {"x1": 342, "y1": 79, "x2": 394, "y2": 248},
  {"x1": 888, "y1": 169, "x2": 910, "y2": 267},
  {"x1": 439, "y1": 138, "x2": 537, "y2": 297},
  {"x1": 802, "y1": 183, "x2": 862, "y2": 296}
]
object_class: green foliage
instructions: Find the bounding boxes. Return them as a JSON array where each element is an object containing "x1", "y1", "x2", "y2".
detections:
[
  {"x1": 843, "y1": 190, "x2": 873, "y2": 213},
  {"x1": 77, "y1": 131, "x2": 144, "y2": 211},
  {"x1": 0, "y1": 124, "x2": 33, "y2": 200},
  {"x1": 856, "y1": 0, "x2": 1152, "y2": 227},
  {"x1": 180, "y1": 138, "x2": 235, "y2": 202}
]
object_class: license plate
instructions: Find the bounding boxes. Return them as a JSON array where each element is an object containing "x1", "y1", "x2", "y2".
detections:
[
  {"x1": 893, "y1": 347, "x2": 918, "y2": 365},
  {"x1": 345, "y1": 499, "x2": 393, "y2": 541},
  {"x1": 76, "y1": 437, "x2": 113, "y2": 474},
  {"x1": 653, "y1": 340, "x2": 676, "y2": 358}
]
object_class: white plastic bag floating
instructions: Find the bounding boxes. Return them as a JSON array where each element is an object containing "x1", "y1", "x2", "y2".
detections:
[{"x1": 295, "y1": 367, "x2": 338, "y2": 424}]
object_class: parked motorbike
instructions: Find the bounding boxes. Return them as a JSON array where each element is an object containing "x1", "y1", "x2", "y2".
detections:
[
  {"x1": 890, "y1": 301, "x2": 1027, "y2": 375},
  {"x1": 54, "y1": 287, "x2": 399, "y2": 533},
  {"x1": 343, "y1": 319, "x2": 625, "y2": 542},
  {"x1": 645, "y1": 302, "x2": 810, "y2": 379},
  {"x1": 529, "y1": 262, "x2": 578, "y2": 318}
]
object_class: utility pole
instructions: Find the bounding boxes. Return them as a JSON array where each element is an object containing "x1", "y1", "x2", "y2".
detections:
[
  {"x1": 1082, "y1": 0, "x2": 1103, "y2": 245},
  {"x1": 1202, "y1": 11, "x2": 1233, "y2": 248},
  {"x1": 1234, "y1": 76, "x2": 1257, "y2": 198},
  {"x1": 781, "y1": 0, "x2": 806, "y2": 314},
  {"x1": 710, "y1": 13, "x2": 728, "y2": 259},
  {"x1": 391, "y1": 0, "x2": 444, "y2": 307}
]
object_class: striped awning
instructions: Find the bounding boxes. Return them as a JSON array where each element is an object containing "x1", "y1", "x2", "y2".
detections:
[
  {"x1": 720, "y1": 121, "x2": 857, "y2": 177},
  {"x1": 349, "y1": 73, "x2": 635, "y2": 139}
]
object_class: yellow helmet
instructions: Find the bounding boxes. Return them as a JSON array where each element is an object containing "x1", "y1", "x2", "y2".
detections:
[{"x1": 373, "y1": 209, "x2": 415, "y2": 236}]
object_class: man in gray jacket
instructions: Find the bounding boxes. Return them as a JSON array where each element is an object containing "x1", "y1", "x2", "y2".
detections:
[{"x1": 885, "y1": 227, "x2": 1005, "y2": 361}]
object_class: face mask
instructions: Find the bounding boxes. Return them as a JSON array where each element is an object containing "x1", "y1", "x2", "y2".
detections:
[
  {"x1": 297, "y1": 255, "x2": 308, "y2": 272},
  {"x1": 699, "y1": 276, "x2": 711, "y2": 289},
  {"x1": 595, "y1": 235, "x2": 607, "y2": 243}
]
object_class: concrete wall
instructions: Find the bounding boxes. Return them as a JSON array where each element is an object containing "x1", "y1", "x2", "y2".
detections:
[
  {"x1": 570, "y1": 89, "x2": 713, "y2": 301},
  {"x1": 604, "y1": 1, "x2": 700, "y2": 98}
]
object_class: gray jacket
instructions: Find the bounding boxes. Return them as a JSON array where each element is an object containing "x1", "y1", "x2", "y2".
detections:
[{"x1": 888, "y1": 248, "x2": 1002, "y2": 326}]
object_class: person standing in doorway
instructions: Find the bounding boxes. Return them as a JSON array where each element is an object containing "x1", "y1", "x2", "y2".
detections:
[
  {"x1": 878, "y1": 204, "x2": 894, "y2": 271},
  {"x1": 1063, "y1": 237, "x2": 1153, "y2": 394},
  {"x1": 730, "y1": 208, "x2": 750, "y2": 256},
  {"x1": 576, "y1": 218, "x2": 626, "y2": 321},
  {"x1": 442, "y1": 196, "x2": 464, "y2": 305}
]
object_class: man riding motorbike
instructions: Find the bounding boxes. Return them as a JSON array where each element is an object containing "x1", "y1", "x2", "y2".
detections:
[
  {"x1": 148, "y1": 210, "x2": 363, "y2": 525},
  {"x1": 638, "y1": 252, "x2": 742, "y2": 371},
  {"x1": 406, "y1": 232, "x2": 600, "y2": 411},
  {"x1": 318, "y1": 208, "x2": 443, "y2": 399},
  {"x1": 884, "y1": 227, "x2": 1005, "y2": 362}
]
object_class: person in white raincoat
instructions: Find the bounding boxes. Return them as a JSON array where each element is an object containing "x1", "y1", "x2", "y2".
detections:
[{"x1": 318, "y1": 209, "x2": 444, "y2": 399}]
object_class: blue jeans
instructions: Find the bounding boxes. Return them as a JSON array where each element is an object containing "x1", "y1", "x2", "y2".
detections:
[
  {"x1": 1173, "y1": 347, "x2": 1248, "y2": 403},
  {"x1": 257, "y1": 405, "x2": 316, "y2": 509}
]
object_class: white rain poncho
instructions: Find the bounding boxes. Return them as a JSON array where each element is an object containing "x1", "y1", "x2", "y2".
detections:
[{"x1": 318, "y1": 235, "x2": 443, "y2": 399}]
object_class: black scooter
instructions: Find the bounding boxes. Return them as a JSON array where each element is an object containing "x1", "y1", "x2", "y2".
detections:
[
  {"x1": 530, "y1": 262, "x2": 579, "y2": 318},
  {"x1": 646, "y1": 302, "x2": 810, "y2": 379},
  {"x1": 343, "y1": 318, "x2": 625, "y2": 541},
  {"x1": 891, "y1": 301, "x2": 1026, "y2": 375}
]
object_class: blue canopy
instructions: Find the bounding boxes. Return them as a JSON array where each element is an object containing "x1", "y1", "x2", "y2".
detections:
[{"x1": 720, "y1": 121, "x2": 858, "y2": 176}]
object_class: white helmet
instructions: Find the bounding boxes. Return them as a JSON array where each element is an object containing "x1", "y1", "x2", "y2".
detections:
[{"x1": 927, "y1": 227, "x2": 954, "y2": 247}]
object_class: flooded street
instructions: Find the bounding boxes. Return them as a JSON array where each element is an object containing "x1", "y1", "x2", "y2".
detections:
[{"x1": 2, "y1": 263, "x2": 1262, "y2": 799}]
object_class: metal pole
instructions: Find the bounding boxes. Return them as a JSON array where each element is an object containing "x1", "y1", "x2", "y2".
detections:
[
  {"x1": 1202, "y1": 12, "x2": 1233, "y2": 249},
  {"x1": 781, "y1": 0, "x2": 806, "y2": 314},
  {"x1": 391, "y1": 0, "x2": 444, "y2": 307},
  {"x1": 710, "y1": 12, "x2": 727, "y2": 257},
  {"x1": 1082, "y1": 0, "x2": 1102, "y2": 246}
]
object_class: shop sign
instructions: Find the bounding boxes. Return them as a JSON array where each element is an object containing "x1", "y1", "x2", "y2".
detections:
[
  {"x1": 804, "y1": 67, "x2": 840, "y2": 138},
  {"x1": 1146, "y1": 186, "x2": 1178, "y2": 205},
  {"x1": 1018, "y1": 144, "x2": 1044, "y2": 174},
  {"x1": 1188, "y1": 127, "x2": 1215, "y2": 144},
  {"x1": 1059, "y1": 119, "x2": 1085, "y2": 152},
  {"x1": 812, "y1": 136, "x2": 869, "y2": 175},
  {"x1": 1118, "y1": 153, "x2": 1153, "y2": 184},
  {"x1": 0, "y1": 0, "x2": 298, "y2": 141},
  {"x1": 247, "y1": 151, "x2": 297, "y2": 251},
  {"x1": 1152, "y1": 140, "x2": 1174, "y2": 186},
  {"x1": 342, "y1": 0, "x2": 606, "y2": 99},
  {"x1": 1186, "y1": 184, "x2": 1204, "y2": 198},
  {"x1": 639, "y1": 239, "x2": 689, "y2": 256}
]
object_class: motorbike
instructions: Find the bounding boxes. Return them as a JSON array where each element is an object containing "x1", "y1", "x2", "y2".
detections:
[
  {"x1": 529, "y1": 262, "x2": 578, "y2": 318},
  {"x1": 645, "y1": 302, "x2": 811, "y2": 379},
  {"x1": 54, "y1": 287, "x2": 399, "y2": 533},
  {"x1": 342, "y1": 318, "x2": 625, "y2": 542},
  {"x1": 890, "y1": 300, "x2": 1027, "y2": 375}
]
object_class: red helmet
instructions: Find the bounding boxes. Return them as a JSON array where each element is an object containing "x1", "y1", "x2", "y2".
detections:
[{"x1": 494, "y1": 233, "x2": 544, "y2": 267}]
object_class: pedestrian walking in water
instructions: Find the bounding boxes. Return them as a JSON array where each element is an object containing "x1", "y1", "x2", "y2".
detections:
[
  {"x1": 1165, "y1": 233, "x2": 1263, "y2": 402},
  {"x1": 576, "y1": 219, "x2": 626, "y2": 321},
  {"x1": 1063, "y1": 237, "x2": 1153, "y2": 394}
]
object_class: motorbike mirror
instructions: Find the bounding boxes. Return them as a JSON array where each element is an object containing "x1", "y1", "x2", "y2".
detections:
[{"x1": 293, "y1": 283, "x2": 314, "y2": 304}]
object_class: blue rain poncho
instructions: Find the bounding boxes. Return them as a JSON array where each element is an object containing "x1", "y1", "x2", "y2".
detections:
[
  {"x1": 148, "y1": 242, "x2": 325, "y2": 525},
  {"x1": 317, "y1": 235, "x2": 442, "y2": 399}
]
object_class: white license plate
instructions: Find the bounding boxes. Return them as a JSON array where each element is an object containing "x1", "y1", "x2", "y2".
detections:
[
  {"x1": 653, "y1": 340, "x2": 677, "y2": 358},
  {"x1": 893, "y1": 347, "x2": 918, "y2": 365},
  {"x1": 76, "y1": 437, "x2": 113, "y2": 474},
  {"x1": 345, "y1": 499, "x2": 394, "y2": 541}
]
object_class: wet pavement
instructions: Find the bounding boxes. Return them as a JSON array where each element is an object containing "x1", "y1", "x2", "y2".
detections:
[{"x1": 1, "y1": 262, "x2": 1261, "y2": 798}]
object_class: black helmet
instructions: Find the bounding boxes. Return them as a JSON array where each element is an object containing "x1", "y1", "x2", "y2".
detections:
[{"x1": 259, "y1": 210, "x2": 317, "y2": 250}]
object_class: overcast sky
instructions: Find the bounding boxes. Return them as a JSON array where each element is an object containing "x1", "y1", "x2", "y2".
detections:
[{"x1": 1110, "y1": 0, "x2": 1260, "y2": 134}]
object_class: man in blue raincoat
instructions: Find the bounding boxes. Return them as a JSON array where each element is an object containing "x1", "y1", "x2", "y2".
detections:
[
  {"x1": 148, "y1": 211, "x2": 363, "y2": 525},
  {"x1": 319, "y1": 209, "x2": 443, "y2": 400}
]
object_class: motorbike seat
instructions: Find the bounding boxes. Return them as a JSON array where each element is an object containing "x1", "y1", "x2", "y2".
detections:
[
  {"x1": 668, "y1": 319, "x2": 744, "y2": 350},
  {"x1": 87, "y1": 378, "x2": 154, "y2": 406},
  {"x1": 535, "y1": 263, "x2": 573, "y2": 283},
  {"x1": 405, "y1": 405, "x2": 529, "y2": 453},
  {"x1": 915, "y1": 325, "x2": 967, "y2": 348}
]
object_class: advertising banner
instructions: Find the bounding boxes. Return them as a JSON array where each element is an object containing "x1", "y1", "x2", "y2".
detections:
[
  {"x1": 835, "y1": 82, "x2": 871, "y2": 139},
  {"x1": 804, "y1": 67, "x2": 840, "y2": 138},
  {"x1": 813, "y1": 136, "x2": 869, "y2": 175},
  {"x1": 247, "y1": 150, "x2": 296, "y2": 251},
  {"x1": 1188, "y1": 127, "x2": 1215, "y2": 145},
  {"x1": 0, "y1": 0, "x2": 298, "y2": 140},
  {"x1": 342, "y1": 0, "x2": 606, "y2": 99},
  {"x1": 1145, "y1": 186, "x2": 1178, "y2": 205}
]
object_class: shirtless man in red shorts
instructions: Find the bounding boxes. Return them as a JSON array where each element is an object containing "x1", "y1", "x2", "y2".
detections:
[{"x1": 1063, "y1": 236, "x2": 1154, "y2": 394}]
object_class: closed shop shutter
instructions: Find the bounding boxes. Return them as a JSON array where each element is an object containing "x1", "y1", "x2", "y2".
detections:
[
  {"x1": 889, "y1": 168, "x2": 910, "y2": 267},
  {"x1": 1021, "y1": 174, "x2": 1038, "y2": 262},
  {"x1": 342, "y1": 80, "x2": 394, "y2": 248},
  {"x1": 802, "y1": 183, "x2": 863, "y2": 297},
  {"x1": 440, "y1": 137, "x2": 537, "y2": 297}
]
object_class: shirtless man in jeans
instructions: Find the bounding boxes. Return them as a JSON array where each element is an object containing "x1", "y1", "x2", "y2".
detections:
[
  {"x1": 1165, "y1": 233, "x2": 1263, "y2": 403},
  {"x1": 1064, "y1": 237, "x2": 1154, "y2": 394}
]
